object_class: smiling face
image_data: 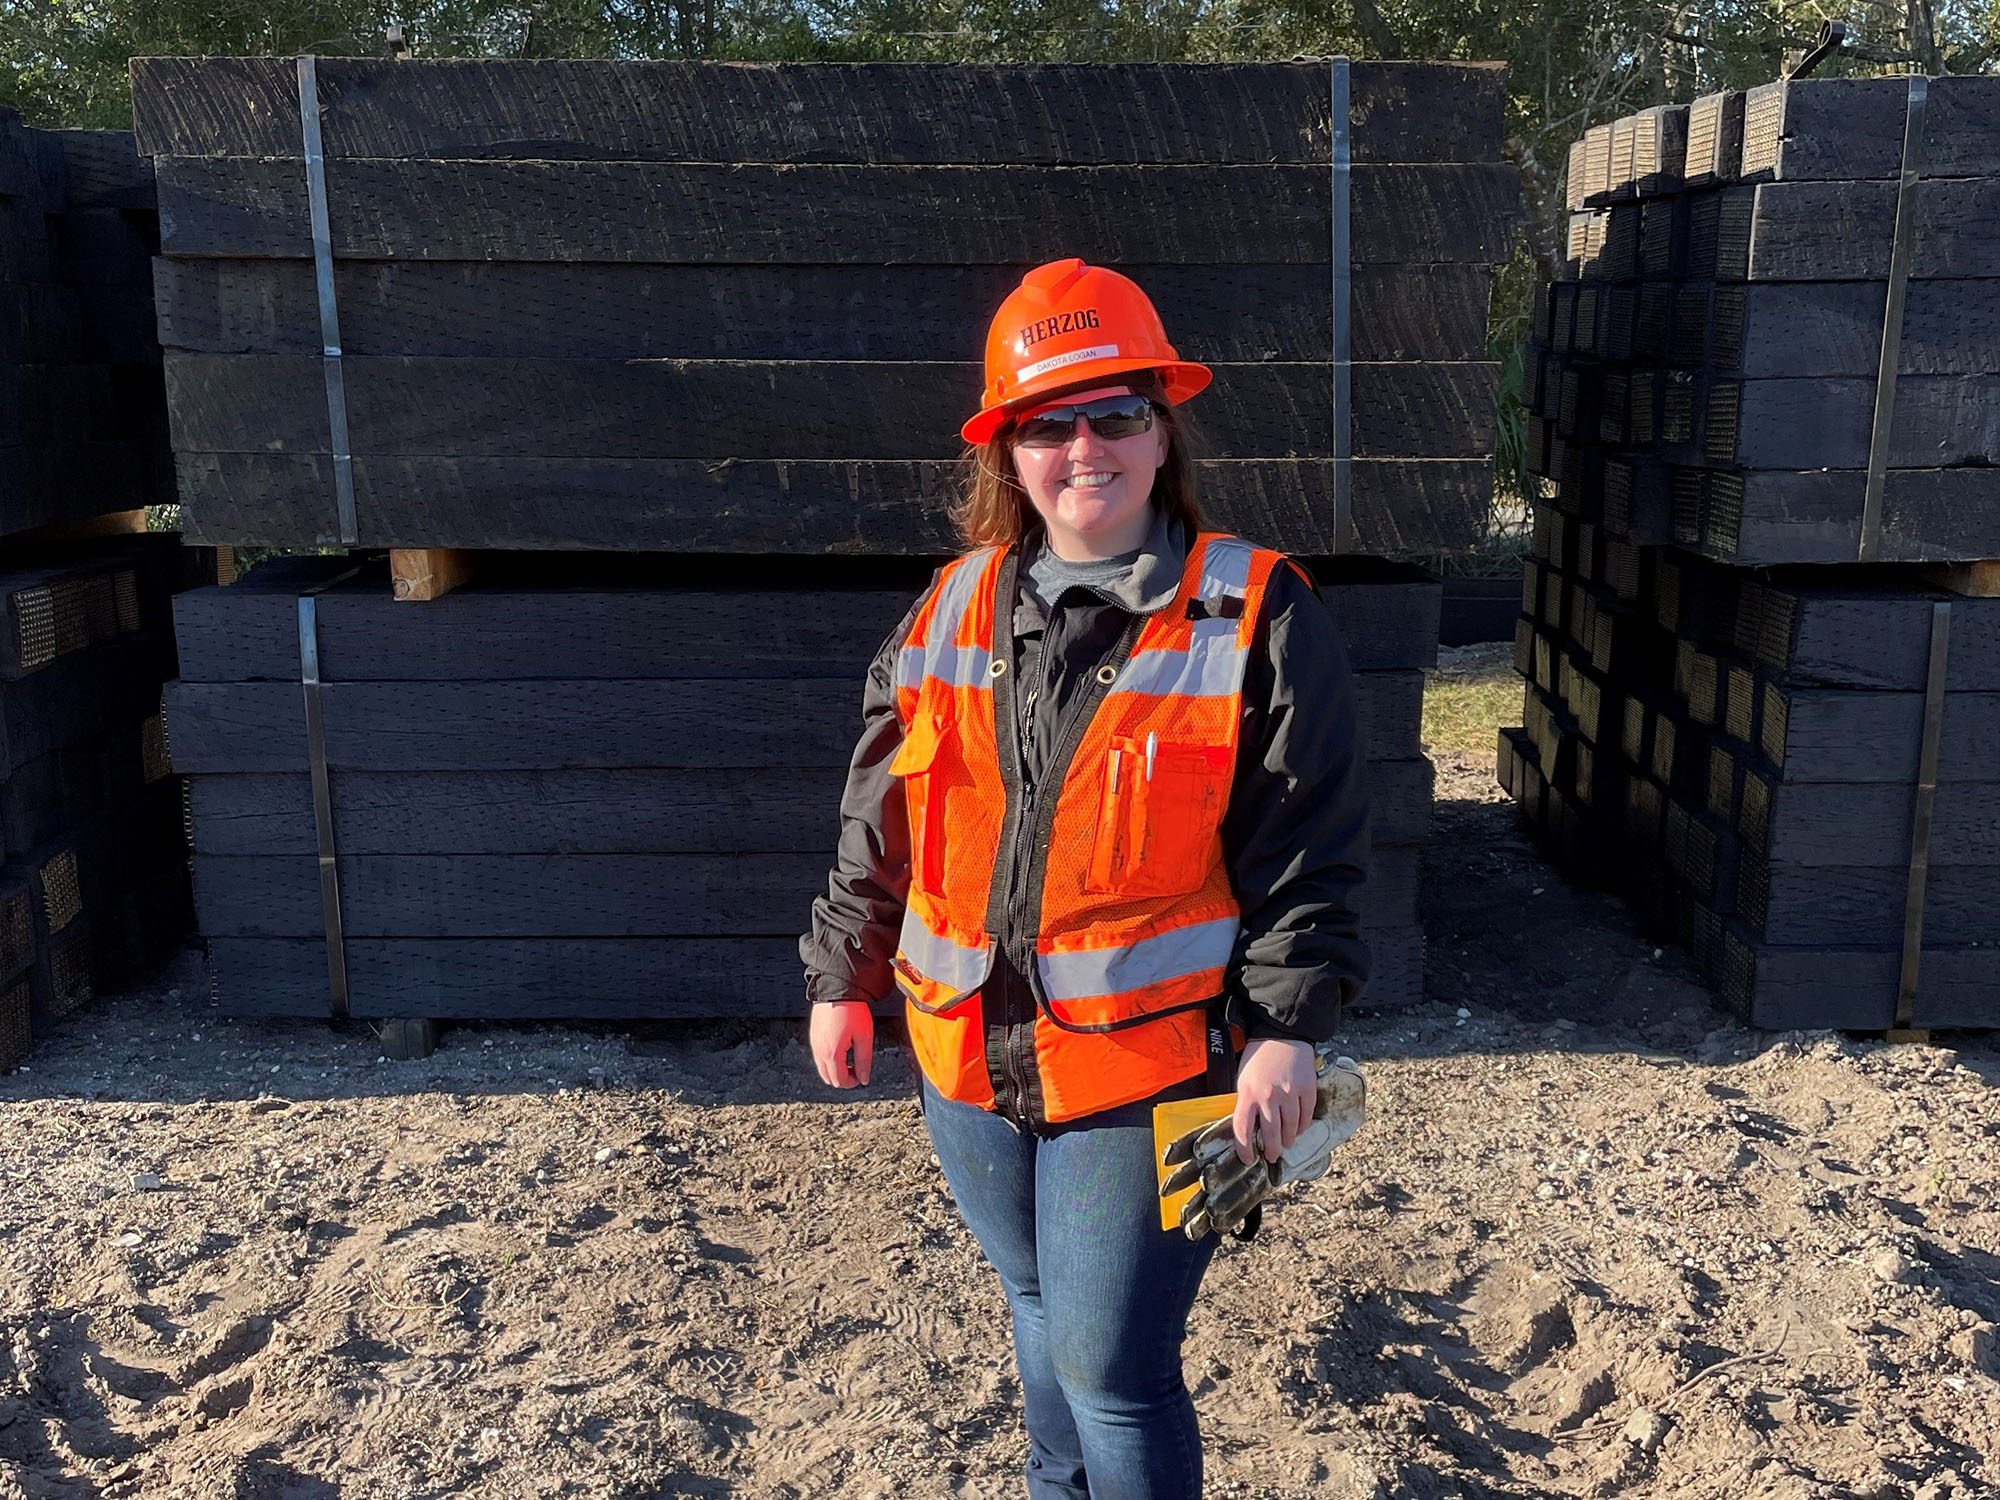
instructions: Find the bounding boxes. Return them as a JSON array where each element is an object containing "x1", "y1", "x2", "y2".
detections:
[{"x1": 1008, "y1": 384, "x2": 1169, "y2": 561}]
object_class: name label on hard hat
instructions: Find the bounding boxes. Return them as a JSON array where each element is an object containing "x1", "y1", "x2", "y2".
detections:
[
  {"x1": 1015, "y1": 309, "x2": 1103, "y2": 353},
  {"x1": 1017, "y1": 343, "x2": 1121, "y2": 383}
]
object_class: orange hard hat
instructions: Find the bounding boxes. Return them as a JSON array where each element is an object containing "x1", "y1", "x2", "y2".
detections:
[{"x1": 961, "y1": 259, "x2": 1212, "y2": 444}]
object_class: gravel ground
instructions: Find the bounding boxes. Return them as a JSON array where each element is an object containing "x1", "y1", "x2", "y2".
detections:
[{"x1": 0, "y1": 667, "x2": 1994, "y2": 1499}]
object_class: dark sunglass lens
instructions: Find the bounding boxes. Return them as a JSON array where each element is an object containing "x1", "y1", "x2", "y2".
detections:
[
  {"x1": 1086, "y1": 396, "x2": 1155, "y2": 439},
  {"x1": 1012, "y1": 395, "x2": 1154, "y2": 446},
  {"x1": 1015, "y1": 415, "x2": 1073, "y2": 447}
]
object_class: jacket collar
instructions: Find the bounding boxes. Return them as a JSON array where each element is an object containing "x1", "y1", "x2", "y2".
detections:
[{"x1": 1018, "y1": 507, "x2": 1188, "y2": 616}]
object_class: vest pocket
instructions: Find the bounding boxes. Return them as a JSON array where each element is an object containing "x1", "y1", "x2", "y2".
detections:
[
  {"x1": 888, "y1": 706, "x2": 951, "y2": 889},
  {"x1": 1087, "y1": 737, "x2": 1232, "y2": 897}
]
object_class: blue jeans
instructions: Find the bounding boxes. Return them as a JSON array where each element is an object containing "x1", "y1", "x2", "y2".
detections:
[{"x1": 921, "y1": 1078, "x2": 1220, "y2": 1499}]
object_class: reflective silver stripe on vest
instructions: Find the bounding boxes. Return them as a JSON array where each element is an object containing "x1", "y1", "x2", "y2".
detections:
[
  {"x1": 1114, "y1": 536, "x2": 1259, "y2": 700},
  {"x1": 893, "y1": 550, "x2": 1003, "y2": 997},
  {"x1": 1117, "y1": 625, "x2": 1248, "y2": 699},
  {"x1": 899, "y1": 642, "x2": 993, "y2": 690},
  {"x1": 896, "y1": 548, "x2": 999, "y2": 693},
  {"x1": 1036, "y1": 914, "x2": 1240, "y2": 1003},
  {"x1": 899, "y1": 906, "x2": 994, "y2": 995},
  {"x1": 1196, "y1": 536, "x2": 1255, "y2": 595}
]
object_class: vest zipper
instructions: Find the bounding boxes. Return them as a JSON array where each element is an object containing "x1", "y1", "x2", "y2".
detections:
[
  {"x1": 1003, "y1": 603, "x2": 1056, "y2": 1127},
  {"x1": 1005, "y1": 779, "x2": 1039, "y2": 1122},
  {"x1": 1009, "y1": 614, "x2": 1146, "y2": 1129},
  {"x1": 982, "y1": 550, "x2": 1147, "y2": 1131}
]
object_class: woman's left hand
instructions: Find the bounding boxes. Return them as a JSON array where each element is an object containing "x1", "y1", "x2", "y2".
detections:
[{"x1": 1231, "y1": 1037, "x2": 1318, "y2": 1166}]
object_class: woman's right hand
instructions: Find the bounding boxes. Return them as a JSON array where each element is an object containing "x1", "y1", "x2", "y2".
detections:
[{"x1": 810, "y1": 1001, "x2": 875, "y2": 1088}]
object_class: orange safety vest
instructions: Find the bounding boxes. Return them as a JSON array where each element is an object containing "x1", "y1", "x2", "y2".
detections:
[{"x1": 888, "y1": 531, "x2": 1284, "y2": 1123}]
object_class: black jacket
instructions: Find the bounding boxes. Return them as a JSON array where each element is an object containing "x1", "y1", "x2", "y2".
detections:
[{"x1": 801, "y1": 518, "x2": 1373, "y2": 1129}]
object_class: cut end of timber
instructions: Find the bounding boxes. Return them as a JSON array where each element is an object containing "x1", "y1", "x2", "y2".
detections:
[
  {"x1": 1883, "y1": 1029, "x2": 1932, "y2": 1045},
  {"x1": 391, "y1": 548, "x2": 477, "y2": 602},
  {"x1": 1919, "y1": 562, "x2": 2000, "y2": 599},
  {"x1": 20, "y1": 509, "x2": 152, "y2": 542}
]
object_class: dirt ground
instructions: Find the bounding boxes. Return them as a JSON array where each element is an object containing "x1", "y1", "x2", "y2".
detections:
[{"x1": 3, "y1": 648, "x2": 1997, "y2": 1499}]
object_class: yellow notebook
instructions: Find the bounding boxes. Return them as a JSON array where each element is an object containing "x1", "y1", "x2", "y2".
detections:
[{"x1": 1152, "y1": 1092, "x2": 1237, "y2": 1232}]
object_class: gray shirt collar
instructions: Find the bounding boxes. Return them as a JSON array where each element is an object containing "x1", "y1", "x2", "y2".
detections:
[{"x1": 1025, "y1": 507, "x2": 1186, "y2": 615}]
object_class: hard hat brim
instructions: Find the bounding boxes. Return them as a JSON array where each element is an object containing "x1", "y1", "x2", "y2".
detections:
[{"x1": 960, "y1": 358, "x2": 1213, "y2": 445}]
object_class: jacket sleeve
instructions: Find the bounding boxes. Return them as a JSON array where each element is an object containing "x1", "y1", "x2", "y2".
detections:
[
  {"x1": 1220, "y1": 563, "x2": 1373, "y2": 1043},
  {"x1": 799, "y1": 590, "x2": 930, "y2": 1008}
]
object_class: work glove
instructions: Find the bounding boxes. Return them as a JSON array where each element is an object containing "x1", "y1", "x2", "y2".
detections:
[{"x1": 1160, "y1": 1056, "x2": 1366, "y2": 1241}]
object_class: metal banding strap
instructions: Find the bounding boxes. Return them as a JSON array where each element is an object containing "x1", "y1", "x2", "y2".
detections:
[
  {"x1": 1329, "y1": 58, "x2": 1354, "y2": 554},
  {"x1": 1859, "y1": 75, "x2": 1928, "y2": 563},
  {"x1": 1893, "y1": 600, "x2": 1951, "y2": 1029},
  {"x1": 298, "y1": 566, "x2": 366, "y2": 1019},
  {"x1": 297, "y1": 55, "x2": 360, "y2": 547}
]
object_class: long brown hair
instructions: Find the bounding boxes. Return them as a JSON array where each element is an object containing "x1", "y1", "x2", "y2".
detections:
[{"x1": 950, "y1": 371, "x2": 1207, "y2": 549}]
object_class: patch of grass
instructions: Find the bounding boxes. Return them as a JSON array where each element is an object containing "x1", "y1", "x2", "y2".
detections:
[{"x1": 1423, "y1": 644, "x2": 1521, "y2": 758}]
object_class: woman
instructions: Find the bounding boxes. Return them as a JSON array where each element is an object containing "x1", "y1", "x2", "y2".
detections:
[{"x1": 800, "y1": 257, "x2": 1371, "y2": 1499}]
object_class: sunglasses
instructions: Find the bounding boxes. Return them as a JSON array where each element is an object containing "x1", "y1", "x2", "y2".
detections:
[{"x1": 1011, "y1": 393, "x2": 1159, "y2": 449}]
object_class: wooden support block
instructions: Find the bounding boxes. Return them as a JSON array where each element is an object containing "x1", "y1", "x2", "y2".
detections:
[
  {"x1": 389, "y1": 548, "x2": 475, "y2": 602},
  {"x1": 18, "y1": 509, "x2": 150, "y2": 543},
  {"x1": 1883, "y1": 1029, "x2": 1932, "y2": 1045},
  {"x1": 1920, "y1": 562, "x2": 2000, "y2": 598}
]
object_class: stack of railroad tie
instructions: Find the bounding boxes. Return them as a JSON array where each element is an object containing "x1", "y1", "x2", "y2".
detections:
[
  {"x1": 0, "y1": 539, "x2": 193, "y2": 1072},
  {"x1": 0, "y1": 123, "x2": 190, "y2": 1069},
  {"x1": 0, "y1": 118, "x2": 175, "y2": 534},
  {"x1": 1504, "y1": 75, "x2": 2000, "y2": 1031},
  {"x1": 166, "y1": 554, "x2": 1437, "y2": 1016},
  {"x1": 134, "y1": 58, "x2": 1523, "y2": 1027}
]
